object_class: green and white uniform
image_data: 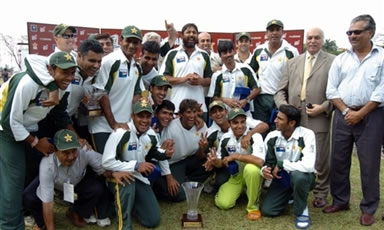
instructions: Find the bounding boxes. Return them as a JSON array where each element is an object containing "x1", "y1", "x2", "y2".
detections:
[
  {"x1": 159, "y1": 46, "x2": 212, "y2": 112},
  {"x1": 214, "y1": 131, "x2": 265, "y2": 212},
  {"x1": 102, "y1": 122, "x2": 167, "y2": 230},
  {"x1": 89, "y1": 49, "x2": 144, "y2": 134},
  {"x1": 89, "y1": 48, "x2": 144, "y2": 152},
  {"x1": 261, "y1": 126, "x2": 316, "y2": 216},
  {"x1": 209, "y1": 62, "x2": 259, "y2": 115},
  {"x1": 249, "y1": 40, "x2": 298, "y2": 122},
  {"x1": 0, "y1": 57, "x2": 71, "y2": 230}
]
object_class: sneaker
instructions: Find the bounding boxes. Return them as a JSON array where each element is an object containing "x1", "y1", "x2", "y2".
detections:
[
  {"x1": 24, "y1": 216, "x2": 35, "y2": 227},
  {"x1": 97, "y1": 217, "x2": 111, "y2": 227},
  {"x1": 84, "y1": 214, "x2": 97, "y2": 224}
]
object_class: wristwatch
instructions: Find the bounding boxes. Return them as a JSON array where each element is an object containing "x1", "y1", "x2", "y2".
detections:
[{"x1": 342, "y1": 107, "x2": 350, "y2": 116}]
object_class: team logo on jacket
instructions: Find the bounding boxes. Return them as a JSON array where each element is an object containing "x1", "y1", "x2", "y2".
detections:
[
  {"x1": 176, "y1": 56, "x2": 186, "y2": 63},
  {"x1": 119, "y1": 69, "x2": 128, "y2": 78},
  {"x1": 227, "y1": 145, "x2": 236, "y2": 153},
  {"x1": 128, "y1": 142, "x2": 137, "y2": 151},
  {"x1": 260, "y1": 54, "x2": 268, "y2": 61}
]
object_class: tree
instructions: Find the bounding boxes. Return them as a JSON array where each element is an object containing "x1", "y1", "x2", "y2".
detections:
[
  {"x1": 0, "y1": 33, "x2": 27, "y2": 70},
  {"x1": 322, "y1": 39, "x2": 341, "y2": 55}
]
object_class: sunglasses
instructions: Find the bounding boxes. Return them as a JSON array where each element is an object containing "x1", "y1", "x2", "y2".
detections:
[
  {"x1": 346, "y1": 29, "x2": 367, "y2": 36},
  {"x1": 61, "y1": 34, "x2": 76, "y2": 39}
]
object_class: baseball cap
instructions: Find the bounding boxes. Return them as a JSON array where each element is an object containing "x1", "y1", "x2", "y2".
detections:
[
  {"x1": 236, "y1": 32, "x2": 251, "y2": 41},
  {"x1": 49, "y1": 52, "x2": 78, "y2": 69},
  {"x1": 150, "y1": 75, "x2": 172, "y2": 88},
  {"x1": 54, "y1": 129, "x2": 81, "y2": 151},
  {"x1": 266, "y1": 19, "x2": 284, "y2": 29},
  {"x1": 227, "y1": 108, "x2": 247, "y2": 121},
  {"x1": 132, "y1": 99, "x2": 153, "y2": 114},
  {"x1": 209, "y1": 100, "x2": 226, "y2": 111},
  {"x1": 121, "y1": 25, "x2": 142, "y2": 41},
  {"x1": 53, "y1": 24, "x2": 76, "y2": 37}
]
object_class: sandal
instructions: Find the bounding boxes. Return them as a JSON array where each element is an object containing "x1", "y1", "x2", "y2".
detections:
[
  {"x1": 247, "y1": 210, "x2": 261, "y2": 221},
  {"x1": 295, "y1": 215, "x2": 310, "y2": 229}
]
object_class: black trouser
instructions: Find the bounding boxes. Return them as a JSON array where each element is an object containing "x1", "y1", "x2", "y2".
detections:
[
  {"x1": 23, "y1": 173, "x2": 110, "y2": 228},
  {"x1": 330, "y1": 108, "x2": 384, "y2": 214}
]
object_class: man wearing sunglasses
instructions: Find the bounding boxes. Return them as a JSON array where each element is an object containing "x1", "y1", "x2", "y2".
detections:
[
  {"x1": 324, "y1": 14, "x2": 384, "y2": 226},
  {"x1": 52, "y1": 24, "x2": 77, "y2": 55}
]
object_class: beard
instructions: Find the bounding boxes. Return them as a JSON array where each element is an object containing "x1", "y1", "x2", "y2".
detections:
[{"x1": 183, "y1": 37, "x2": 196, "y2": 48}]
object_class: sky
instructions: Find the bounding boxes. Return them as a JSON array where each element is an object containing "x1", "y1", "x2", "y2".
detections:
[{"x1": 1, "y1": 0, "x2": 383, "y2": 67}]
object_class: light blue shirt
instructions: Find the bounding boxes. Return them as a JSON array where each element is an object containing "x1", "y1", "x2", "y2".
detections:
[{"x1": 326, "y1": 45, "x2": 384, "y2": 107}]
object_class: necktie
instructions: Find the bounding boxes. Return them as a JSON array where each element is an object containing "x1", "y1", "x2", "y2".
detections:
[{"x1": 300, "y1": 55, "x2": 314, "y2": 101}]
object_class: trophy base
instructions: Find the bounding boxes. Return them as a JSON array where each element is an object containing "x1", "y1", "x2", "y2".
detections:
[
  {"x1": 88, "y1": 109, "x2": 102, "y2": 117},
  {"x1": 182, "y1": 214, "x2": 203, "y2": 228}
]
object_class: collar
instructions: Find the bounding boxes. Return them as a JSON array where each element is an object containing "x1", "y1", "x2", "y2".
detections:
[
  {"x1": 280, "y1": 126, "x2": 302, "y2": 141},
  {"x1": 305, "y1": 51, "x2": 320, "y2": 60},
  {"x1": 347, "y1": 42, "x2": 380, "y2": 55},
  {"x1": 128, "y1": 120, "x2": 149, "y2": 137},
  {"x1": 117, "y1": 48, "x2": 135, "y2": 64},
  {"x1": 222, "y1": 61, "x2": 242, "y2": 73}
]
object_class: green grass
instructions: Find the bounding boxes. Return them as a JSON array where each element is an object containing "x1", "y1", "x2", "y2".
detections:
[{"x1": 27, "y1": 153, "x2": 384, "y2": 230}]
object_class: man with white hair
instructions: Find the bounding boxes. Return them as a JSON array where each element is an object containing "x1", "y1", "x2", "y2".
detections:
[{"x1": 275, "y1": 27, "x2": 335, "y2": 209}]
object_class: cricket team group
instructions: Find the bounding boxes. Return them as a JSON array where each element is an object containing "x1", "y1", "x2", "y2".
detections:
[{"x1": 0, "y1": 13, "x2": 383, "y2": 230}]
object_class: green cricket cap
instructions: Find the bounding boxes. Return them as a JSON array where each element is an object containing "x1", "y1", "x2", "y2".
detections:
[
  {"x1": 121, "y1": 25, "x2": 142, "y2": 41},
  {"x1": 49, "y1": 52, "x2": 78, "y2": 69},
  {"x1": 227, "y1": 108, "x2": 247, "y2": 121},
  {"x1": 266, "y1": 19, "x2": 284, "y2": 29},
  {"x1": 54, "y1": 129, "x2": 81, "y2": 151},
  {"x1": 53, "y1": 24, "x2": 76, "y2": 37},
  {"x1": 132, "y1": 99, "x2": 153, "y2": 114}
]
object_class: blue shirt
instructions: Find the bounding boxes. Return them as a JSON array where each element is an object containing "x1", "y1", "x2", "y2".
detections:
[{"x1": 326, "y1": 45, "x2": 384, "y2": 107}]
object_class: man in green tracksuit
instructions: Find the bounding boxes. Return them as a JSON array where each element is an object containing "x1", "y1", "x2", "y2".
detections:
[
  {"x1": 102, "y1": 99, "x2": 174, "y2": 230},
  {"x1": 0, "y1": 52, "x2": 78, "y2": 230}
]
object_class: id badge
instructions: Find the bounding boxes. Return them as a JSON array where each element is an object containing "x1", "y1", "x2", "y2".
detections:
[{"x1": 63, "y1": 182, "x2": 75, "y2": 203}]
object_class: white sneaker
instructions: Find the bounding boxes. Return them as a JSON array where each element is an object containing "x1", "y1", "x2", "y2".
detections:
[
  {"x1": 84, "y1": 214, "x2": 97, "y2": 224},
  {"x1": 24, "y1": 216, "x2": 35, "y2": 227},
  {"x1": 97, "y1": 217, "x2": 111, "y2": 227}
]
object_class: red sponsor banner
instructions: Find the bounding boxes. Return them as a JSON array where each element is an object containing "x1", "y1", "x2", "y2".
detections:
[
  {"x1": 28, "y1": 22, "x2": 304, "y2": 55},
  {"x1": 27, "y1": 22, "x2": 99, "y2": 56}
]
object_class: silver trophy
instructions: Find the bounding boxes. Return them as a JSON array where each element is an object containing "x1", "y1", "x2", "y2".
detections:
[{"x1": 181, "y1": 182, "x2": 204, "y2": 228}]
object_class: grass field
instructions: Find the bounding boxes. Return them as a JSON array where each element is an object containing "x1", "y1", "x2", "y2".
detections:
[{"x1": 27, "y1": 153, "x2": 384, "y2": 230}]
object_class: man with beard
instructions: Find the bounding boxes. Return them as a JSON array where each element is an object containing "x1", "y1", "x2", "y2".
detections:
[
  {"x1": 249, "y1": 20, "x2": 298, "y2": 125},
  {"x1": 0, "y1": 52, "x2": 79, "y2": 230},
  {"x1": 160, "y1": 23, "x2": 213, "y2": 114},
  {"x1": 210, "y1": 40, "x2": 260, "y2": 116},
  {"x1": 89, "y1": 25, "x2": 144, "y2": 153},
  {"x1": 234, "y1": 32, "x2": 253, "y2": 64},
  {"x1": 324, "y1": 15, "x2": 384, "y2": 226},
  {"x1": 153, "y1": 99, "x2": 209, "y2": 202},
  {"x1": 140, "y1": 41, "x2": 161, "y2": 88}
]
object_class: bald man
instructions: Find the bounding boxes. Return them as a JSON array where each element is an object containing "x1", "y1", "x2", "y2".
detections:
[
  {"x1": 275, "y1": 27, "x2": 335, "y2": 208},
  {"x1": 198, "y1": 32, "x2": 222, "y2": 72}
]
